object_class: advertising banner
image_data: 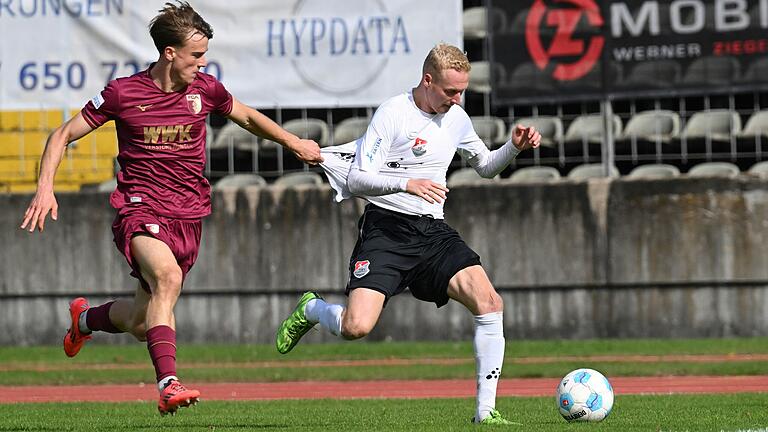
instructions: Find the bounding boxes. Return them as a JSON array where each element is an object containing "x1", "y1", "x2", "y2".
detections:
[
  {"x1": 491, "y1": 0, "x2": 768, "y2": 104},
  {"x1": 0, "y1": 0, "x2": 462, "y2": 109}
]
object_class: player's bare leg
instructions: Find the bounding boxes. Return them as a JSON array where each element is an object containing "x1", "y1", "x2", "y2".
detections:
[{"x1": 131, "y1": 235, "x2": 199, "y2": 415}]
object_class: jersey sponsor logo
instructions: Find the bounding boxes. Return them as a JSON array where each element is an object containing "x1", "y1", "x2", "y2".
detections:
[
  {"x1": 186, "y1": 94, "x2": 202, "y2": 114},
  {"x1": 91, "y1": 92, "x2": 105, "y2": 109},
  {"x1": 353, "y1": 260, "x2": 370, "y2": 278},
  {"x1": 365, "y1": 137, "x2": 382, "y2": 163},
  {"x1": 143, "y1": 125, "x2": 194, "y2": 144},
  {"x1": 145, "y1": 224, "x2": 160, "y2": 234},
  {"x1": 136, "y1": 104, "x2": 153, "y2": 112},
  {"x1": 412, "y1": 137, "x2": 427, "y2": 156}
]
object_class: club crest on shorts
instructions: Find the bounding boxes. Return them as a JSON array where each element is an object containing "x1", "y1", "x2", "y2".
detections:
[
  {"x1": 353, "y1": 260, "x2": 370, "y2": 278},
  {"x1": 412, "y1": 137, "x2": 427, "y2": 156},
  {"x1": 145, "y1": 223, "x2": 160, "y2": 234},
  {"x1": 186, "y1": 94, "x2": 202, "y2": 114}
]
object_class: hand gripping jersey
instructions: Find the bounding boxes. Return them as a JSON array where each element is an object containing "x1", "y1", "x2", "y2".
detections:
[{"x1": 82, "y1": 65, "x2": 233, "y2": 218}]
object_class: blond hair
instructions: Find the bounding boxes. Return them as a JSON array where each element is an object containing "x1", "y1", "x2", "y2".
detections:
[{"x1": 422, "y1": 43, "x2": 471, "y2": 78}]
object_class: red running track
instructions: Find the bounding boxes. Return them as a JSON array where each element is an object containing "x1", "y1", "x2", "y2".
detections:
[{"x1": 0, "y1": 376, "x2": 766, "y2": 403}]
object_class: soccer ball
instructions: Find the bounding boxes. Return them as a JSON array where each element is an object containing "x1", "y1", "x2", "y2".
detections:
[{"x1": 555, "y1": 368, "x2": 614, "y2": 422}]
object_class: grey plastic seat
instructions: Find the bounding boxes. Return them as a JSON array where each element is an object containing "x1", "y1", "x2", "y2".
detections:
[
  {"x1": 214, "y1": 173, "x2": 267, "y2": 190},
  {"x1": 748, "y1": 161, "x2": 768, "y2": 177},
  {"x1": 620, "y1": 60, "x2": 681, "y2": 88},
  {"x1": 618, "y1": 110, "x2": 681, "y2": 143},
  {"x1": 512, "y1": 116, "x2": 563, "y2": 147},
  {"x1": 506, "y1": 166, "x2": 561, "y2": 184},
  {"x1": 681, "y1": 110, "x2": 741, "y2": 142},
  {"x1": 447, "y1": 167, "x2": 498, "y2": 187},
  {"x1": 501, "y1": 62, "x2": 555, "y2": 93},
  {"x1": 463, "y1": 6, "x2": 507, "y2": 39},
  {"x1": 627, "y1": 164, "x2": 681, "y2": 179},
  {"x1": 741, "y1": 57, "x2": 768, "y2": 83},
  {"x1": 468, "y1": 61, "x2": 506, "y2": 94},
  {"x1": 332, "y1": 117, "x2": 369, "y2": 145},
  {"x1": 683, "y1": 56, "x2": 740, "y2": 85},
  {"x1": 212, "y1": 122, "x2": 258, "y2": 151},
  {"x1": 567, "y1": 163, "x2": 619, "y2": 180},
  {"x1": 738, "y1": 111, "x2": 768, "y2": 139},
  {"x1": 687, "y1": 162, "x2": 740, "y2": 178},
  {"x1": 564, "y1": 114, "x2": 623, "y2": 144},
  {"x1": 262, "y1": 118, "x2": 329, "y2": 151},
  {"x1": 470, "y1": 116, "x2": 507, "y2": 149},
  {"x1": 273, "y1": 171, "x2": 323, "y2": 187},
  {"x1": 96, "y1": 178, "x2": 117, "y2": 192}
]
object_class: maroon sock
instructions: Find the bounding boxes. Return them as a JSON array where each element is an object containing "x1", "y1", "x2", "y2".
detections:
[
  {"x1": 146, "y1": 325, "x2": 177, "y2": 383},
  {"x1": 85, "y1": 301, "x2": 123, "y2": 334}
]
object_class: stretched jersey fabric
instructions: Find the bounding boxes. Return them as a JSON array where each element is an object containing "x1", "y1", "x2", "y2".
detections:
[
  {"x1": 320, "y1": 91, "x2": 517, "y2": 219},
  {"x1": 81, "y1": 65, "x2": 233, "y2": 219}
]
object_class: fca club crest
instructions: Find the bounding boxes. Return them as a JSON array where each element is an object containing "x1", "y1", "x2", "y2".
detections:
[{"x1": 186, "y1": 94, "x2": 202, "y2": 114}]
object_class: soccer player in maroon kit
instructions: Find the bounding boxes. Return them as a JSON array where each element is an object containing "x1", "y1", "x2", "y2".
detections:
[{"x1": 20, "y1": 1, "x2": 322, "y2": 415}]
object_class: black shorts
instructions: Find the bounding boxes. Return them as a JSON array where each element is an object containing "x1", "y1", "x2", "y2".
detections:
[{"x1": 345, "y1": 204, "x2": 481, "y2": 307}]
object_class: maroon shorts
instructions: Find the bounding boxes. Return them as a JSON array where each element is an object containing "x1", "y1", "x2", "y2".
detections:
[{"x1": 112, "y1": 207, "x2": 202, "y2": 293}]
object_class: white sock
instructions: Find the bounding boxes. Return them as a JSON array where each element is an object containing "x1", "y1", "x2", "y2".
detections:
[
  {"x1": 473, "y1": 312, "x2": 505, "y2": 422},
  {"x1": 158, "y1": 375, "x2": 177, "y2": 392},
  {"x1": 78, "y1": 311, "x2": 91, "y2": 334},
  {"x1": 304, "y1": 298, "x2": 343, "y2": 337}
]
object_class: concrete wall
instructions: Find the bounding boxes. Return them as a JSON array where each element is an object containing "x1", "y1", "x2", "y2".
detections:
[{"x1": 2, "y1": 177, "x2": 768, "y2": 345}]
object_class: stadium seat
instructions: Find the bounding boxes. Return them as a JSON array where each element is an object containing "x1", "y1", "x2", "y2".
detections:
[
  {"x1": 681, "y1": 110, "x2": 741, "y2": 142},
  {"x1": 564, "y1": 113, "x2": 622, "y2": 145},
  {"x1": 500, "y1": 62, "x2": 555, "y2": 94},
  {"x1": 738, "y1": 111, "x2": 768, "y2": 140},
  {"x1": 747, "y1": 161, "x2": 768, "y2": 178},
  {"x1": 567, "y1": 163, "x2": 619, "y2": 180},
  {"x1": 468, "y1": 61, "x2": 506, "y2": 94},
  {"x1": 96, "y1": 178, "x2": 117, "y2": 192},
  {"x1": 619, "y1": 60, "x2": 682, "y2": 88},
  {"x1": 462, "y1": 6, "x2": 507, "y2": 39},
  {"x1": 332, "y1": 116, "x2": 369, "y2": 145},
  {"x1": 627, "y1": 163, "x2": 681, "y2": 179},
  {"x1": 687, "y1": 162, "x2": 740, "y2": 178},
  {"x1": 619, "y1": 110, "x2": 681, "y2": 143},
  {"x1": 506, "y1": 166, "x2": 561, "y2": 183},
  {"x1": 273, "y1": 171, "x2": 323, "y2": 187},
  {"x1": 447, "y1": 167, "x2": 499, "y2": 187},
  {"x1": 512, "y1": 116, "x2": 563, "y2": 147},
  {"x1": 212, "y1": 121, "x2": 259, "y2": 151},
  {"x1": 280, "y1": 118, "x2": 329, "y2": 147},
  {"x1": 213, "y1": 173, "x2": 267, "y2": 190},
  {"x1": 739, "y1": 57, "x2": 768, "y2": 83},
  {"x1": 470, "y1": 116, "x2": 507, "y2": 149},
  {"x1": 615, "y1": 110, "x2": 681, "y2": 160},
  {"x1": 682, "y1": 56, "x2": 740, "y2": 86},
  {"x1": 734, "y1": 110, "x2": 768, "y2": 156}
]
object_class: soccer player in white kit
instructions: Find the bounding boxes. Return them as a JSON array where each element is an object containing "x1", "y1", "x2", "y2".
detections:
[{"x1": 276, "y1": 43, "x2": 541, "y2": 425}]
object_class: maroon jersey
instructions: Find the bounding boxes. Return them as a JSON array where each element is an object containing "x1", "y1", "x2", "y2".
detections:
[{"x1": 82, "y1": 65, "x2": 233, "y2": 218}]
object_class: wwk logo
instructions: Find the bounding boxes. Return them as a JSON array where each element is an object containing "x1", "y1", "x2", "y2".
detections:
[{"x1": 525, "y1": 0, "x2": 604, "y2": 81}]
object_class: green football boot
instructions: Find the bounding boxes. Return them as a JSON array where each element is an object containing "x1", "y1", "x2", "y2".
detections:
[
  {"x1": 473, "y1": 409, "x2": 522, "y2": 426},
  {"x1": 276, "y1": 291, "x2": 322, "y2": 354}
]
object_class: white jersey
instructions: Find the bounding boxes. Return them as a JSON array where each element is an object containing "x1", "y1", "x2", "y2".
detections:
[{"x1": 321, "y1": 91, "x2": 495, "y2": 219}]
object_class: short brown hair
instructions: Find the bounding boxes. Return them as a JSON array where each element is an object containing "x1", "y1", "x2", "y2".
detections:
[
  {"x1": 149, "y1": 1, "x2": 213, "y2": 53},
  {"x1": 423, "y1": 43, "x2": 471, "y2": 78}
]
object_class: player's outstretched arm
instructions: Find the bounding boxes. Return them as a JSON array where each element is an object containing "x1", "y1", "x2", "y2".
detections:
[
  {"x1": 227, "y1": 98, "x2": 323, "y2": 165},
  {"x1": 20, "y1": 113, "x2": 94, "y2": 233}
]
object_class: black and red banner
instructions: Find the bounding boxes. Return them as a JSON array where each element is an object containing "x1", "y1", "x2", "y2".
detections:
[{"x1": 489, "y1": 0, "x2": 768, "y2": 104}]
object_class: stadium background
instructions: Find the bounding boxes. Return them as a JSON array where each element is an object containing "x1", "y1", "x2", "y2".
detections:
[{"x1": 1, "y1": 0, "x2": 768, "y2": 345}]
